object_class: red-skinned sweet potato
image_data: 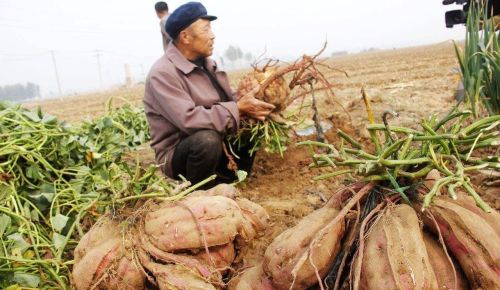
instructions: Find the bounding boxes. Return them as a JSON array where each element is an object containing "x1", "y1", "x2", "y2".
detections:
[
  {"x1": 194, "y1": 243, "x2": 236, "y2": 274},
  {"x1": 353, "y1": 204, "x2": 438, "y2": 290},
  {"x1": 139, "y1": 251, "x2": 218, "y2": 290},
  {"x1": 228, "y1": 263, "x2": 276, "y2": 290},
  {"x1": 263, "y1": 183, "x2": 373, "y2": 290},
  {"x1": 263, "y1": 205, "x2": 343, "y2": 290},
  {"x1": 72, "y1": 216, "x2": 145, "y2": 290},
  {"x1": 142, "y1": 196, "x2": 246, "y2": 252},
  {"x1": 424, "y1": 196, "x2": 500, "y2": 289},
  {"x1": 422, "y1": 232, "x2": 469, "y2": 290}
]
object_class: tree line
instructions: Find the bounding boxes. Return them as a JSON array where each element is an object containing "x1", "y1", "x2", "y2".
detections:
[{"x1": 0, "y1": 82, "x2": 40, "y2": 102}]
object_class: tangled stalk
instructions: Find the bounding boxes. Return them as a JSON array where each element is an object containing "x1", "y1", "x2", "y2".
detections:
[
  {"x1": 299, "y1": 104, "x2": 499, "y2": 212},
  {"x1": 230, "y1": 43, "x2": 349, "y2": 157}
]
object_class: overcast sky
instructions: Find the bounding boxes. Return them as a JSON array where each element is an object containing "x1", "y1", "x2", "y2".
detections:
[{"x1": 0, "y1": 0, "x2": 466, "y2": 98}]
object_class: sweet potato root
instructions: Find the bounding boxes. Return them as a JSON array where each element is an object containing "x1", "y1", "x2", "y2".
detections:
[
  {"x1": 237, "y1": 68, "x2": 290, "y2": 111},
  {"x1": 235, "y1": 198, "x2": 269, "y2": 243},
  {"x1": 263, "y1": 205, "x2": 344, "y2": 290},
  {"x1": 263, "y1": 182, "x2": 373, "y2": 290},
  {"x1": 354, "y1": 204, "x2": 438, "y2": 290},
  {"x1": 422, "y1": 232, "x2": 469, "y2": 290},
  {"x1": 228, "y1": 263, "x2": 276, "y2": 290},
  {"x1": 139, "y1": 251, "x2": 218, "y2": 290},
  {"x1": 142, "y1": 196, "x2": 246, "y2": 252},
  {"x1": 72, "y1": 216, "x2": 144, "y2": 290},
  {"x1": 424, "y1": 196, "x2": 500, "y2": 289},
  {"x1": 194, "y1": 243, "x2": 236, "y2": 274}
]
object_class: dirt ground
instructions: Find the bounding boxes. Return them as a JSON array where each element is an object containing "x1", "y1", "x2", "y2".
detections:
[{"x1": 23, "y1": 42, "x2": 499, "y2": 275}]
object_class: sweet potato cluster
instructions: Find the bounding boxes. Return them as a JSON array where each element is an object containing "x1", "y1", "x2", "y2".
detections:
[
  {"x1": 229, "y1": 180, "x2": 499, "y2": 290},
  {"x1": 72, "y1": 184, "x2": 268, "y2": 290}
]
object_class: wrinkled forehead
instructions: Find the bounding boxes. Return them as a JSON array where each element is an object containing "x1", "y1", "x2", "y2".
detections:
[{"x1": 187, "y1": 18, "x2": 211, "y2": 32}]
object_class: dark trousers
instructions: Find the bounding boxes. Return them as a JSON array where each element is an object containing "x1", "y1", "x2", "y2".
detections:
[{"x1": 171, "y1": 130, "x2": 255, "y2": 188}]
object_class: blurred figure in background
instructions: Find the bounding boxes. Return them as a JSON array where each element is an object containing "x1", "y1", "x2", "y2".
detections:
[{"x1": 155, "y1": 2, "x2": 171, "y2": 51}]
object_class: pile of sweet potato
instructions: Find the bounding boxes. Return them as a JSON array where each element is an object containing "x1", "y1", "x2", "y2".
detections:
[
  {"x1": 73, "y1": 177, "x2": 500, "y2": 290},
  {"x1": 72, "y1": 184, "x2": 269, "y2": 290},
  {"x1": 228, "y1": 178, "x2": 499, "y2": 290}
]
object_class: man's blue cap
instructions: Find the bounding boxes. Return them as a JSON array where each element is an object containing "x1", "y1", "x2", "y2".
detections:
[{"x1": 165, "y1": 2, "x2": 217, "y2": 40}]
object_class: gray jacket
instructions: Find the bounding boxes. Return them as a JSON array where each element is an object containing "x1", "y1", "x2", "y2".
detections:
[{"x1": 144, "y1": 44, "x2": 239, "y2": 177}]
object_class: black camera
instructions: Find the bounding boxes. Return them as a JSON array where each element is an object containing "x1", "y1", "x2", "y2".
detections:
[
  {"x1": 443, "y1": 0, "x2": 500, "y2": 28},
  {"x1": 443, "y1": 0, "x2": 471, "y2": 28}
]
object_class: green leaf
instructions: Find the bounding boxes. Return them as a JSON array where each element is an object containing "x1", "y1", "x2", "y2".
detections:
[
  {"x1": 7, "y1": 233, "x2": 29, "y2": 253},
  {"x1": 0, "y1": 214, "x2": 12, "y2": 237},
  {"x1": 52, "y1": 232, "x2": 66, "y2": 251},
  {"x1": 30, "y1": 209, "x2": 39, "y2": 222},
  {"x1": 22, "y1": 111, "x2": 41, "y2": 122},
  {"x1": 41, "y1": 114, "x2": 57, "y2": 124},
  {"x1": 13, "y1": 272, "x2": 40, "y2": 288},
  {"x1": 26, "y1": 163, "x2": 42, "y2": 180},
  {"x1": 51, "y1": 214, "x2": 69, "y2": 232},
  {"x1": 22, "y1": 202, "x2": 31, "y2": 219},
  {"x1": 28, "y1": 192, "x2": 54, "y2": 213}
]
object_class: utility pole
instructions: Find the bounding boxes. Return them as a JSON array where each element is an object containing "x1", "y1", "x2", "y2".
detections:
[
  {"x1": 95, "y1": 50, "x2": 103, "y2": 89},
  {"x1": 140, "y1": 64, "x2": 146, "y2": 81},
  {"x1": 50, "y1": 50, "x2": 63, "y2": 96},
  {"x1": 124, "y1": 64, "x2": 133, "y2": 88}
]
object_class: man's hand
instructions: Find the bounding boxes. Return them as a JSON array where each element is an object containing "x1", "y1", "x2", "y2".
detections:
[{"x1": 237, "y1": 86, "x2": 276, "y2": 121}]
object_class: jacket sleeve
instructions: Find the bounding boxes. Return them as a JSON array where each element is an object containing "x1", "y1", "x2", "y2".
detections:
[{"x1": 149, "y1": 71, "x2": 239, "y2": 136}]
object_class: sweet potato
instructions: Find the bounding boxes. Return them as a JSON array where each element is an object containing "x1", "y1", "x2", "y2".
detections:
[
  {"x1": 422, "y1": 232, "x2": 469, "y2": 290},
  {"x1": 140, "y1": 252, "x2": 218, "y2": 290},
  {"x1": 354, "y1": 204, "x2": 438, "y2": 290},
  {"x1": 72, "y1": 216, "x2": 145, "y2": 290},
  {"x1": 228, "y1": 263, "x2": 276, "y2": 290},
  {"x1": 424, "y1": 196, "x2": 500, "y2": 289},
  {"x1": 263, "y1": 182, "x2": 374, "y2": 290},
  {"x1": 237, "y1": 68, "x2": 290, "y2": 111},
  {"x1": 139, "y1": 233, "x2": 216, "y2": 280},
  {"x1": 263, "y1": 205, "x2": 344, "y2": 290},
  {"x1": 453, "y1": 194, "x2": 500, "y2": 237},
  {"x1": 142, "y1": 196, "x2": 246, "y2": 252},
  {"x1": 194, "y1": 243, "x2": 236, "y2": 273},
  {"x1": 235, "y1": 198, "x2": 269, "y2": 243}
]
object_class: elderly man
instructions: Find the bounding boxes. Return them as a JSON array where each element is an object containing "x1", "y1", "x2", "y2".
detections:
[{"x1": 144, "y1": 2, "x2": 275, "y2": 187}]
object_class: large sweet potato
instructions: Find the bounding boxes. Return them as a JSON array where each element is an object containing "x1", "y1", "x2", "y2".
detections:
[
  {"x1": 263, "y1": 205, "x2": 344, "y2": 290},
  {"x1": 142, "y1": 196, "x2": 247, "y2": 252},
  {"x1": 422, "y1": 232, "x2": 469, "y2": 290},
  {"x1": 424, "y1": 196, "x2": 500, "y2": 289},
  {"x1": 228, "y1": 263, "x2": 276, "y2": 290},
  {"x1": 72, "y1": 216, "x2": 145, "y2": 290},
  {"x1": 354, "y1": 204, "x2": 438, "y2": 290},
  {"x1": 263, "y1": 182, "x2": 373, "y2": 290}
]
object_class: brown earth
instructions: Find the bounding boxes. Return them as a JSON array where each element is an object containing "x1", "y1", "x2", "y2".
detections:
[{"x1": 23, "y1": 42, "x2": 499, "y2": 275}]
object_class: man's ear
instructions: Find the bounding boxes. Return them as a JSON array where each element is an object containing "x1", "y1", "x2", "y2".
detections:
[{"x1": 178, "y1": 30, "x2": 190, "y2": 45}]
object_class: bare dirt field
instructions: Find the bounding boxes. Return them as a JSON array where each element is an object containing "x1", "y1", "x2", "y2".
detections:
[{"x1": 23, "y1": 42, "x2": 498, "y2": 274}]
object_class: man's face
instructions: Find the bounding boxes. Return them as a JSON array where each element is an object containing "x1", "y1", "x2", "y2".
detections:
[
  {"x1": 156, "y1": 11, "x2": 168, "y2": 19},
  {"x1": 185, "y1": 19, "x2": 215, "y2": 58}
]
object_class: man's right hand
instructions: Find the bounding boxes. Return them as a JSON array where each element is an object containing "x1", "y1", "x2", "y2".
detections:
[{"x1": 237, "y1": 86, "x2": 276, "y2": 121}]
